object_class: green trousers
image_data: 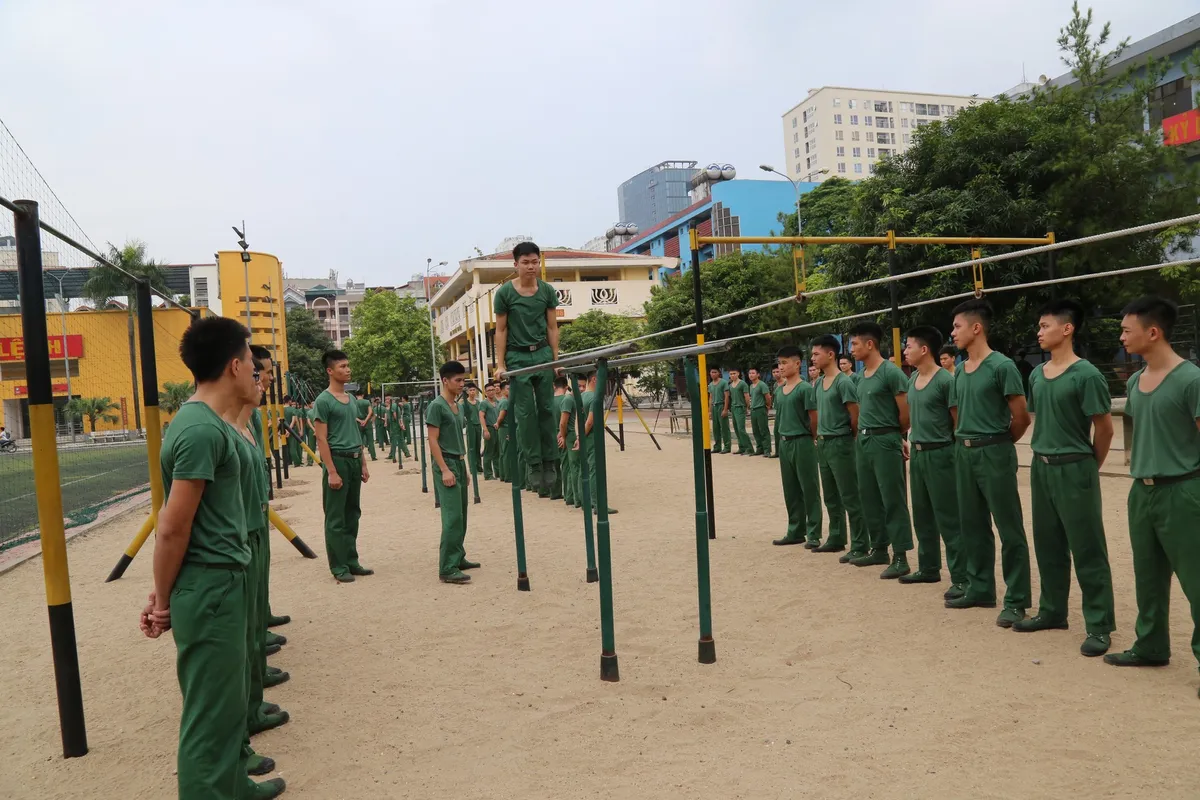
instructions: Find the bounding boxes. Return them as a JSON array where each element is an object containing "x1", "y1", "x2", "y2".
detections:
[
  {"x1": 731, "y1": 406, "x2": 751, "y2": 453},
  {"x1": 436, "y1": 458, "x2": 469, "y2": 575},
  {"x1": 361, "y1": 425, "x2": 376, "y2": 461},
  {"x1": 855, "y1": 432, "x2": 913, "y2": 555},
  {"x1": 287, "y1": 435, "x2": 302, "y2": 467},
  {"x1": 305, "y1": 431, "x2": 316, "y2": 465},
  {"x1": 909, "y1": 444, "x2": 964, "y2": 581},
  {"x1": 955, "y1": 441, "x2": 1031, "y2": 609},
  {"x1": 323, "y1": 453, "x2": 363, "y2": 578},
  {"x1": 172, "y1": 563, "x2": 248, "y2": 800},
  {"x1": 241, "y1": 527, "x2": 268, "y2": 764},
  {"x1": 498, "y1": 434, "x2": 509, "y2": 482},
  {"x1": 779, "y1": 436, "x2": 822, "y2": 543},
  {"x1": 816, "y1": 435, "x2": 865, "y2": 550},
  {"x1": 1126, "y1": 477, "x2": 1200, "y2": 664},
  {"x1": 1030, "y1": 457, "x2": 1115, "y2": 633},
  {"x1": 507, "y1": 346, "x2": 558, "y2": 471},
  {"x1": 751, "y1": 407, "x2": 771, "y2": 455},
  {"x1": 553, "y1": 441, "x2": 567, "y2": 499},
  {"x1": 467, "y1": 425, "x2": 483, "y2": 476},
  {"x1": 710, "y1": 407, "x2": 731, "y2": 452},
  {"x1": 483, "y1": 425, "x2": 500, "y2": 479},
  {"x1": 563, "y1": 438, "x2": 578, "y2": 505},
  {"x1": 376, "y1": 421, "x2": 389, "y2": 446}
]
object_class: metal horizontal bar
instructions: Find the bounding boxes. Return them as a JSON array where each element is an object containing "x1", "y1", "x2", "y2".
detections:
[
  {"x1": 564, "y1": 340, "x2": 732, "y2": 373},
  {"x1": 694, "y1": 235, "x2": 1052, "y2": 246},
  {"x1": 501, "y1": 342, "x2": 637, "y2": 378}
]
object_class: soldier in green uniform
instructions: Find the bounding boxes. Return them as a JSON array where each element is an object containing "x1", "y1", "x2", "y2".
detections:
[
  {"x1": 374, "y1": 396, "x2": 390, "y2": 450},
  {"x1": 139, "y1": 316, "x2": 286, "y2": 800},
  {"x1": 304, "y1": 401, "x2": 317, "y2": 466},
  {"x1": 464, "y1": 383, "x2": 485, "y2": 479},
  {"x1": 1014, "y1": 299, "x2": 1115, "y2": 656},
  {"x1": 1104, "y1": 297, "x2": 1200, "y2": 695},
  {"x1": 356, "y1": 392, "x2": 376, "y2": 461},
  {"x1": 708, "y1": 367, "x2": 731, "y2": 454},
  {"x1": 747, "y1": 367, "x2": 772, "y2": 457},
  {"x1": 482, "y1": 382, "x2": 500, "y2": 479},
  {"x1": 580, "y1": 370, "x2": 617, "y2": 515},
  {"x1": 386, "y1": 396, "x2": 402, "y2": 462},
  {"x1": 427, "y1": 361, "x2": 479, "y2": 584},
  {"x1": 550, "y1": 377, "x2": 569, "y2": 499},
  {"x1": 495, "y1": 241, "x2": 561, "y2": 494},
  {"x1": 838, "y1": 354, "x2": 861, "y2": 386},
  {"x1": 901, "y1": 326, "x2": 964, "y2": 593},
  {"x1": 282, "y1": 397, "x2": 301, "y2": 467},
  {"x1": 846, "y1": 322, "x2": 913, "y2": 578},
  {"x1": 944, "y1": 299, "x2": 1032, "y2": 628},
  {"x1": 769, "y1": 366, "x2": 783, "y2": 458},
  {"x1": 248, "y1": 347, "x2": 288, "y2": 654},
  {"x1": 496, "y1": 384, "x2": 511, "y2": 483},
  {"x1": 401, "y1": 396, "x2": 414, "y2": 454},
  {"x1": 771, "y1": 346, "x2": 823, "y2": 547},
  {"x1": 809, "y1": 335, "x2": 865, "y2": 558},
  {"x1": 939, "y1": 346, "x2": 958, "y2": 373},
  {"x1": 314, "y1": 350, "x2": 372, "y2": 583},
  {"x1": 559, "y1": 378, "x2": 580, "y2": 508},
  {"x1": 727, "y1": 369, "x2": 753, "y2": 455}
]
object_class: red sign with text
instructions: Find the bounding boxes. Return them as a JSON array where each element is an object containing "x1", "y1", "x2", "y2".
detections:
[
  {"x1": 1163, "y1": 108, "x2": 1200, "y2": 147},
  {"x1": 13, "y1": 383, "x2": 70, "y2": 396},
  {"x1": 0, "y1": 335, "x2": 85, "y2": 362}
]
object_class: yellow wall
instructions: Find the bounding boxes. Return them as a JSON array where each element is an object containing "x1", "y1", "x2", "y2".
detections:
[
  {"x1": 0, "y1": 307, "x2": 198, "y2": 432},
  {"x1": 216, "y1": 250, "x2": 289, "y2": 370}
]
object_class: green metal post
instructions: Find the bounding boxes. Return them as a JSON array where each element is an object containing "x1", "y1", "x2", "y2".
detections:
[
  {"x1": 593, "y1": 358, "x2": 619, "y2": 681},
  {"x1": 509, "y1": 399, "x2": 530, "y2": 591},
  {"x1": 471, "y1": 410, "x2": 482, "y2": 505},
  {"x1": 686, "y1": 361, "x2": 717, "y2": 664},
  {"x1": 572, "y1": 375, "x2": 598, "y2": 583},
  {"x1": 418, "y1": 397, "x2": 428, "y2": 494}
]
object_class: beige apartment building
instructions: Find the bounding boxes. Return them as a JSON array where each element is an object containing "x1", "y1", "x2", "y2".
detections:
[{"x1": 782, "y1": 87, "x2": 979, "y2": 182}]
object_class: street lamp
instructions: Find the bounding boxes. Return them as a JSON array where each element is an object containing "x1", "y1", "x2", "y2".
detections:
[
  {"x1": 233, "y1": 223, "x2": 252, "y2": 337},
  {"x1": 425, "y1": 258, "x2": 448, "y2": 399},
  {"x1": 760, "y1": 164, "x2": 828, "y2": 294}
]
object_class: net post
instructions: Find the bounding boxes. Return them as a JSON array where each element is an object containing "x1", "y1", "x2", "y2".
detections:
[{"x1": 686, "y1": 360, "x2": 716, "y2": 664}]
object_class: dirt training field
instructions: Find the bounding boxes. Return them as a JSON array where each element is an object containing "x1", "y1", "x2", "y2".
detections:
[{"x1": 1, "y1": 431, "x2": 1196, "y2": 799}]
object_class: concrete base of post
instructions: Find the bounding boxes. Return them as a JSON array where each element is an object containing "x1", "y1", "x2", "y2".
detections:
[
  {"x1": 698, "y1": 637, "x2": 717, "y2": 664},
  {"x1": 517, "y1": 573, "x2": 530, "y2": 592},
  {"x1": 585, "y1": 567, "x2": 598, "y2": 583},
  {"x1": 600, "y1": 653, "x2": 620, "y2": 682},
  {"x1": 473, "y1": 497, "x2": 481, "y2": 505}
]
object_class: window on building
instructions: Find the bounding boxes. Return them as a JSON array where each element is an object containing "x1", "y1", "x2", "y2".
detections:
[
  {"x1": 916, "y1": 119, "x2": 929, "y2": 128},
  {"x1": 795, "y1": 163, "x2": 803, "y2": 175},
  {"x1": 851, "y1": 131, "x2": 860, "y2": 141},
  {"x1": 867, "y1": 147, "x2": 875, "y2": 158},
  {"x1": 868, "y1": 163, "x2": 876, "y2": 174},
  {"x1": 806, "y1": 157, "x2": 811, "y2": 169},
  {"x1": 792, "y1": 117, "x2": 798, "y2": 128},
  {"x1": 835, "y1": 130, "x2": 844, "y2": 141},
  {"x1": 849, "y1": 99, "x2": 857, "y2": 109},
  {"x1": 901, "y1": 117, "x2": 909, "y2": 128},
  {"x1": 1150, "y1": 77, "x2": 1194, "y2": 130},
  {"x1": 866, "y1": 131, "x2": 875, "y2": 142},
  {"x1": 795, "y1": 147, "x2": 801, "y2": 157},
  {"x1": 793, "y1": 132, "x2": 799, "y2": 143},
  {"x1": 915, "y1": 103, "x2": 928, "y2": 115},
  {"x1": 849, "y1": 114, "x2": 858, "y2": 125},
  {"x1": 865, "y1": 116, "x2": 873, "y2": 126},
  {"x1": 879, "y1": 148, "x2": 891, "y2": 158},
  {"x1": 836, "y1": 146, "x2": 845, "y2": 156},
  {"x1": 833, "y1": 98, "x2": 841, "y2": 107},
  {"x1": 193, "y1": 277, "x2": 209, "y2": 308},
  {"x1": 833, "y1": 114, "x2": 843, "y2": 124},
  {"x1": 927, "y1": 105, "x2": 940, "y2": 116},
  {"x1": 874, "y1": 100, "x2": 893, "y2": 113},
  {"x1": 852, "y1": 147, "x2": 861, "y2": 157},
  {"x1": 837, "y1": 162, "x2": 847, "y2": 173},
  {"x1": 878, "y1": 117, "x2": 894, "y2": 128},
  {"x1": 943, "y1": 105, "x2": 956, "y2": 115},
  {"x1": 900, "y1": 102, "x2": 910, "y2": 112},
  {"x1": 854, "y1": 163, "x2": 863, "y2": 174},
  {"x1": 804, "y1": 141, "x2": 810, "y2": 153},
  {"x1": 903, "y1": 133, "x2": 911, "y2": 144}
]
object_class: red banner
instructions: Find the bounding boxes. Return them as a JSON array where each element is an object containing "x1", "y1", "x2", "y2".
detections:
[
  {"x1": 1163, "y1": 108, "x2": 1200, "y2": 147},
  {"x1": 13, "y1": 383, "x2": 70, "y2": 397},
  {"x1": 0, "y1": 335, "x2": 85, "y2": 362}
]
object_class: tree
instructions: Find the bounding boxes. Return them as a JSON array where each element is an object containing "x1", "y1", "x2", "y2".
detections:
[
  {"x1": 159, "y1": 381, "x2": 193, "y2": 416},
  {"x1": 65, "y1": 396, "x2": 120, "y2": 433},
  {"x1": 80, "y1": 240, "x2": 172, "y2": 431},
  {"x1": 343, "y1": 291, "x2": 440, "y2": 390},
  {"x1": 285, "y1": 307, "x2": 334, "y2": 399},
  {"x1": 559, "y1": 309, "x2": 645, "y2": 354}
]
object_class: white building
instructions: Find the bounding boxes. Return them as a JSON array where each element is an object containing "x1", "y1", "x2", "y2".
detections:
[
  {"x1": 782, "y1": 87, "x2": 980, "y2": 181},
  {"x1": 283, "y1": 270, "x2": 366, "y2": 346}
]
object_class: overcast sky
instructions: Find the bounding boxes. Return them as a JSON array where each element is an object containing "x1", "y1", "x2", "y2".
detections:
[{"x1": 0, "y1": 0, "x2": 1195, "y2": 284}]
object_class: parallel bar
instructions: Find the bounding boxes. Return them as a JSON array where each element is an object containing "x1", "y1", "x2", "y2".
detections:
[
  {"x1": 269, "y1": 508, "x2": 318, "y2": 558},
  {"x1": 696, "y1": 234, "x2": 1052, "y2": 246},
  {"x1": 509, "y1": 394, "x2": 530, "y2": 591},
  {"x1": 593, "y1": 358, "x2": 619, "y2": 681},
  {"x1": 572, "y1": 375, "x2": 598, "y2": 583},
  {"x1": 595, "y1": 340, "x2": 732, "y2": 371},
  {"x1": 105, "y1": 513, "x2": 156, "y2": 582},
  {"x1": 686, "y1": 362, "x2": 716, "y2": 665},
  {"x1": 15, "y1": 199, "x2": 88, "y2": 758},
  {"x1": 501, "y1": 342, "x2": 637, "y2": 378}
]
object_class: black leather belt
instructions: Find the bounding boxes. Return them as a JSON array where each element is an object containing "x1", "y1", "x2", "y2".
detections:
[
  {"x1": 780, "y1": 433, "x2": 811, "y2": 441},
  {"x1": 912, "y1": 441, "x2": 952, "y2": 452},
  {"x1": 859, "y1": 426, "x2": 900, "y2": 436},
  {"x1": 443, "y1": 453, "x2": 464, "y2": 461},
  {"x1": 331, "y1": 450, "x2": 361, "y2": 459},
  {"x1": 1035, "y1": 452, "x2": 1093, "y2": 465},
  {"x1": 517, "y1": 339, "x2": 549, "y2": 352},
  {"x1": 817, "y1": 433, "x2": 851, "y2": 440},
  {"x1": 185, "y1": 562, "x2": 245, "y2": 572},
  {"x1": 959, "y1": 434, "x2": 1011, "y2": 448},
  {"x1": 1137, "y1": 469, "x2": 1200, "y2": 487}
]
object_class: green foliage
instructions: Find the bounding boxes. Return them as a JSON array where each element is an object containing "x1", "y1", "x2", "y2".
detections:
[
  {"x1": 159, "y1": 381, "x2": 193, "y2": 416},
  {"x1": 285, "y1": 307, "x2": 334, "y2": 398},
  {"x1": 65, "y1": 396, "x2": 120, "y2": 433},
  {"x1": 343, "y1": 291, "x2": 439, "y2": 389},
  {"x1": 559, "y1": 309, "x2": 644, "y2": 354},
  {"x1": 633, "y1": 360, "x2": 673, "y2": 402},
  {"x1": 80, "y1": 241, "x2": 170, "y2": 313}
]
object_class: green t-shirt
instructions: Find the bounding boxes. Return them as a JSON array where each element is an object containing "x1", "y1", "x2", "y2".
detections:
[
  {"x1": 775, "y1": 381, "x2": 816, "y2": 436},
  {"x1": 426, "y1": 395, "x2": 465, "y2": 456},
  {"x1": 561, "y1": 392, "x2": 578, "y2": 445},
  {"x1": 907, "y1": 368, "x2": 957, "y2": 444},
  {"x1": 233, "y1": 426, "x2": 268, "y2": 532},
  {"x1": 728, "y1": 380, "x2": 750, "y2": 410},
  {"x1": 772, "y1": 384, "x2": 783, "y2": 412},
  {"x1": 402, "y1": 402, "x2": 413, "y2": 425},
  {"x1": 1028, "y1": 359, "x2": 1110, "y2": 456},
  {"x1": 856, "y1": 360, "x2": 909, "y2": 430},
  {"x1": 709, "y1": 378, "x2": 729, "y2": 410},
  {"x1": 581, "y1": 390, "x2": 596, "y2": 434},
  {"x1": 465, "y1": 398, "x2": 483, "y2": 428},
  {"x1": 815, "y1": 372, "x2": 858, "y2": 436},
  {"x1": 386, "y1": 402, "x2": 399, "y2": 429},
  {"x1": 954, "y1": 351, "x2": 1025, "y2": 439},
  {"x1": 749, "y1": 381, "x2": 770, "y2": 410},
  {"x1": 494, "y1": 279, "x2": 558, "y2": 348},
  {"x1": 249, "y1": 407, "x2": 264, "y2": 454},
  {"x1": 356, "y1": 397, "x2": 373, "y2": 442},
  {"x1": 845, "y1": 370, "x2": 862, "y2": 386},
  {"x1": 160, "y1": 402, "x2": 250, "y2": 567},
  {"x1": 1126, "y1": 361, "x2": 1200, "y2": 479},
  {"x1": 314, "y1": 389, "x2": 364, "y2": 452},
  {"x1": 482, "y1": 398, "x2": 498, "y2": 427}
]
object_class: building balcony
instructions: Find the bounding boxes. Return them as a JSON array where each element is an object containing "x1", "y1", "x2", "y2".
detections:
[{"x1": 435, "y1": 280, "x2": 654, "y2": 343}]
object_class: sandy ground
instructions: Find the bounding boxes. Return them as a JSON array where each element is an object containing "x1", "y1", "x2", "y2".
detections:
[{"x1": 1, "y1": 430, "x2": 1197, "y2": 800}]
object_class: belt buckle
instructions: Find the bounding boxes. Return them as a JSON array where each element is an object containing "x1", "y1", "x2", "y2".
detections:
[
  {"x1": 528, "y1": 344, "x2": 538, "y2": 352},
  {"x1": 915, "y1": 443, "x2": 924, "y2": 451},
  {"x1": 964, "y1": 439, "x2": 973, "y2": 448},
  {"x1": 860, "y1": 428, "x2": 868, "y2": 436},
  {"x1": 1039, "y1": 455, "x2": 1050, "y2": 464},
  {"x1": 1143, "y1": 478, "x2": 1155, "y2": 486}
]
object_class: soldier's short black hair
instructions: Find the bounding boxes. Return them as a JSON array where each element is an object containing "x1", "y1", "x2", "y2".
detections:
[
  {"x1": 776, "y1": 345, "x2": 803, "y2": 360},
  {"x1": 323, "y1": 349, "x2": 349, "y2": 369},
  {"x1": 906, "y1": 325, "x2": 943, "y2": 354},
  {"x1": 809, "y1": 334, "x2": 841, "y2": 356},
  {"x1": 847, "y1": 322, "x2": 884, "y2": 346},
  {"x1": 1037, "y1": 298, "x2": 1085, "y2": 333},
  {"x1": 951, "y1": 298, "x2": 993, "y2": 332},
  {"x1": 513, "y1": 241, "x2": 541, "y2": 261},
  {"x1": 440, "y1": 361, "x2": 467, "y2": 378},
  {"x1": 179, "y1": 316, "x2": 251, "y2": 383},
  {"x1": 1121, "y1": 295, "x2": 1177, "y2": 340}
]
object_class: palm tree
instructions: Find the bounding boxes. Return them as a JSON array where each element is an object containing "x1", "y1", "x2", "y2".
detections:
[
  {"x1": 64, "y1": 396, "x2": 121, "y2": 434},
  {"x1": 159, "y1": 381, "x2": 194, "y2": 416},
  {"x1": 80, "y1": 241, "x2": 171, "y2": 432}
]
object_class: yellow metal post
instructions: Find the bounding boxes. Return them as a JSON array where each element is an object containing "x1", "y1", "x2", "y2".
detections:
[{"x1": 689, "y1": 226, "x2": 716, "y2": 539}]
